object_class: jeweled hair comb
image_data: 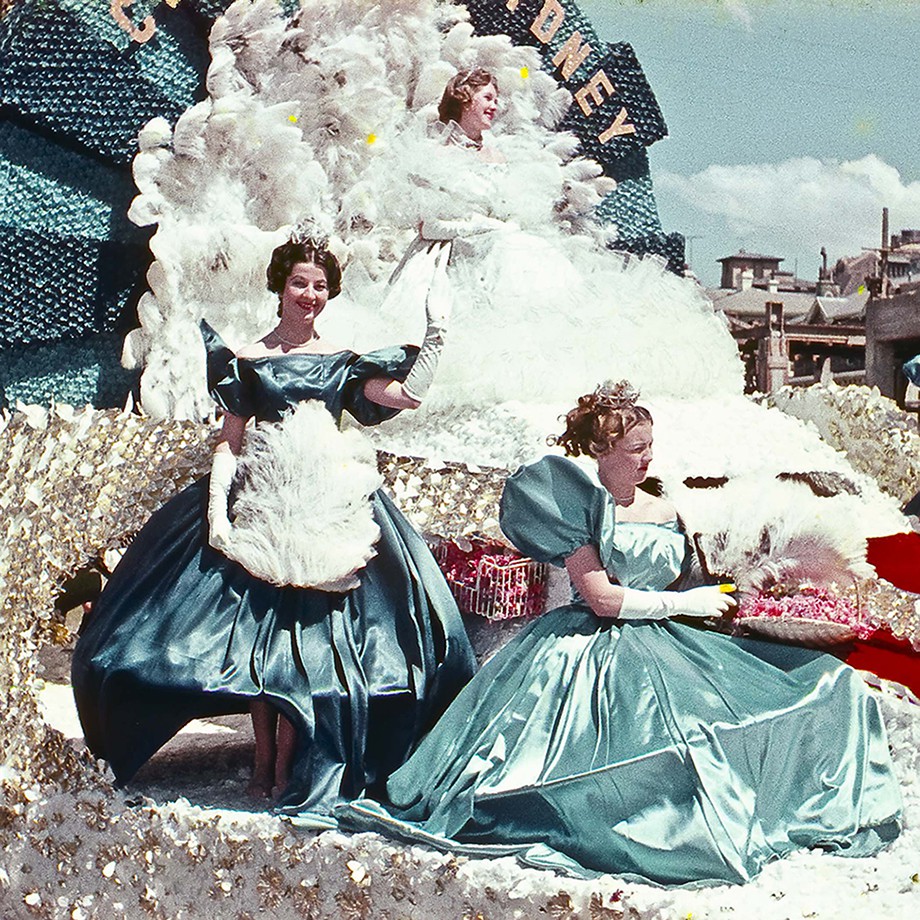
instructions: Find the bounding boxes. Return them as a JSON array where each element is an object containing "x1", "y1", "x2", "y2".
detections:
[{"x1": 593, "y1": 379, "x2": 640, "y2": 409}]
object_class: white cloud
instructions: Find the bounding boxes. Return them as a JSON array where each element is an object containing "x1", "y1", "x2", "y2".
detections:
[{"x1": 657, "y1": 155, "x2": 920, "y2": 263}]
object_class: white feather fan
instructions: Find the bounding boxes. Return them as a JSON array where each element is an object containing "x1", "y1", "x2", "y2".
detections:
[
  {"x1": 223, "y1": 401, "x2": 383, "y2": 591},
  {"x1": 674, "y1": 477, "x2": 875, "y2": 593}
]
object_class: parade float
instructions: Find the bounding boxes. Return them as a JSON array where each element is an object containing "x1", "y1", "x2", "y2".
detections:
[{"x1": 2, "y1": 2, "x2": 920, "y2": 917}]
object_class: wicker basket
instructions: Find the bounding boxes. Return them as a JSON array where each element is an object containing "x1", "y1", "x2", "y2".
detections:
[
  {"x1": 434, "y1": 539, "x2": 547, "y2": 620},
  {"x1": 733, "y1": 581, "x2": 868, "y2": 648},
  {"x1": 734, "y1": 616, "x2": 857, "y2": 648}
]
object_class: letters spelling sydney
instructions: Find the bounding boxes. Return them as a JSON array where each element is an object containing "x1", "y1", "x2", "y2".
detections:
[{"x1": 110, "y1": 0, "x2": 636, "y2": 147}]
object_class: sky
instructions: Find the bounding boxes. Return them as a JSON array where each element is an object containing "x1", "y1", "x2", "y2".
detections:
[{"x1": 577, "y1": 0, "x2": 920, "y2": 286}]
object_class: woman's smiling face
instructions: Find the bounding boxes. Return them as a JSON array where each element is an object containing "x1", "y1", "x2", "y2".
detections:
[
  {"x1": 460, "y1": 82, "x2": 498, "y2": 138},
  {"x1": 280, "y1": 261, "x2": 329, "y2": 326}
]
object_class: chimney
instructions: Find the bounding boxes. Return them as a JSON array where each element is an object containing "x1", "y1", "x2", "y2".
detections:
[
  {"x1": 739, "y1": 267, "x2": 754, "y2": 291},
  {"x1": 881, "y1": 207, "x2": 890, "y2": 297},
  {"x1": 767, "y1": 277, "x2": 779, "y2": 293}
]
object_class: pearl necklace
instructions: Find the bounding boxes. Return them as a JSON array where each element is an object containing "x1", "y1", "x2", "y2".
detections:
[
  {"x1": 273, "y1": 327, "x2": 317, "y2": 348},
  {"x1": 597, "y1": 470, "x2": 636, "y2": 507}
]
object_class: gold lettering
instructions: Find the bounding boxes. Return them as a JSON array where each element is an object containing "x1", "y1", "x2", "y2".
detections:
[
  {"x1": 110, "y1": 0, "x2": 156, "y2": 44},
  {"x1": 574, "y1": 69, "x2": 614, "y2": 116},
  {"x1": 530, "y1": 0, "x2": 565, "y2": 44},
  {"x1": 598, "y1": 107, "x2": 637, "y2": 143},
  {"x1": 550, "y1": 30, "x2": 592, "y2": 80}
]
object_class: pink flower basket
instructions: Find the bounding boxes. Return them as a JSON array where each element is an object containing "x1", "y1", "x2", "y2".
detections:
[
  {"x1": 735, "y1": 584, "x2": 872, "y2": 647},
  {"x1": 434, "y1": 539, "x2": 548, "y2": 620}
]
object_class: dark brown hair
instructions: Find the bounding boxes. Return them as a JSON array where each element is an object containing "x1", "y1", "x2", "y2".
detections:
[
  {"x1": 438, "y1": 68, "x2": 497, "y2": 124},
  {"x1": 551, "y1": 384, "x2": 652, "y2": 458},
  {"x1": 266, "y1": 238, "x2": 342, "y2": 299}
]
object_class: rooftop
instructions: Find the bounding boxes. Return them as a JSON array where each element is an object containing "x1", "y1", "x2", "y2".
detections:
[
  {"x1": 708, "y1": 287, "x2": 814, "y2": 321},
  {"x1": 717, "y1": 250, "x2": 785, "y2": 264},
  {"x1": 804, "y1": 291, "x2": 869, "y2": 324}
]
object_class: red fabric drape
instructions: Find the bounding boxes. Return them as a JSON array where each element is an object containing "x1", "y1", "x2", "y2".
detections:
[
  {"x1": 866, "y1": 532, "x2": 920, "y2": 593},
  {"x1": 844, "y1": 533, "x2": 920, "y2": 695}
]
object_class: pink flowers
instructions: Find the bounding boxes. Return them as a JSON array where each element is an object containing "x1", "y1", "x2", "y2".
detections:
[
  {"x1": 738, "y1": 585, "x2": 873, "y2": 640},
  {"x1": 435, "y1": 539, "x2": 547, "y2": 620}
]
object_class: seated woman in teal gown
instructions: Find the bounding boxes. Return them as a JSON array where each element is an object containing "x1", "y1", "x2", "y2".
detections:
[
  {"x1": 71, "y1": 234, "x2": 475, "y2": 820},
  {"x1": 340, "y1": 381, "x2": 902, "y2": 885}
]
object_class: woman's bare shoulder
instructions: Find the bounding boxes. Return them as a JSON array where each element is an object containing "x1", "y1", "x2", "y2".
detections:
[{"x1": 234, "y1": 339, "x2": 271, "y2": 359}]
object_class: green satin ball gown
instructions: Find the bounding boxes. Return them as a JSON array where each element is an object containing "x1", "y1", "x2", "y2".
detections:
[
  {"x1": 340, "y1": 455, "x2": 901, "y2": 885},
  {"x1": 71, "y1": 323, "x2": 475, "y2": 819}
]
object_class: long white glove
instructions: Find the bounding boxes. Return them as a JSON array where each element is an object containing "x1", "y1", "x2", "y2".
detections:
[
  {"x1": 618, "y1": 585, "x2": 736, "y2": 620},
  {"x1": 401, "y1": 246, "x2": 452, "y2": 403},
  {"x1": 420, "y1": 215, "x2": 507, "y2": 241},
  {"x1": 207, "y1": 450, "x2": 237, "y2": 552}
]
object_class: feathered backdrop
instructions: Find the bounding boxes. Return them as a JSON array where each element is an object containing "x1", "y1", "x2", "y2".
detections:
[{"x1": 125, "y1": 0, "x2": 909, "y2": 556}]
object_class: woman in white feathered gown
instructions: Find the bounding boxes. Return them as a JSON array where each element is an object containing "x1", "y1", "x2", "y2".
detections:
[{"x1": 360, "y1": 66, "x2": 744, "y2": 416}]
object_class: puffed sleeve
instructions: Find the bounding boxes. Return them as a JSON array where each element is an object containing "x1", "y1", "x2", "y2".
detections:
[
  {"x1": 342, "y1": 344, "x2": 420, "y2": 426},
  {"x1": 200, "y1": 320, "x2": 258, "y2": 419},
  {"x1": 499, "y1": 455, "x2": 609, "y2": 567}
]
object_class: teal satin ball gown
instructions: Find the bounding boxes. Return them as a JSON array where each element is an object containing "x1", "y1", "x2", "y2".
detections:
[
  {"x1": 71, "y1": 323, "x2": 475, "y2": 818},
  {"x1": 340, "y1": 455, "x2": 901, "y2": 885}
]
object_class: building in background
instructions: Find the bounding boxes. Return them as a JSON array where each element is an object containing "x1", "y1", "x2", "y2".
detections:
[
  {"x1": 711, "y1": 245, "x2": 870, "y2": 394},
  {"x1": 711, "y1": 227, "x2": 920, "y2": 418}
]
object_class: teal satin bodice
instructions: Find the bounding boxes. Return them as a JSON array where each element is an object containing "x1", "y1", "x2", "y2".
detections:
[
  {"x1": 200, "y1": 320, "x2": 418, "y2": 425},
  {"x1": 500, "y1": 452, "x2": 685, "y2": 590}
]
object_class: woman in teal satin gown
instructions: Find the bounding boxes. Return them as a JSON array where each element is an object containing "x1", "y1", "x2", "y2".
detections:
[
  {"x1": 340, "y1": 381, "x2": 902, "y2": 885},
  {"x1": 71, "y1": 235, "x2": 475, "y2": 820}
]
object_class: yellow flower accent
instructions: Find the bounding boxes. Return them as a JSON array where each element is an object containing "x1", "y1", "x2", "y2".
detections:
[
  {"x1": 367, "y1": 133, "x2": 377, "y2": 145},
  {"x1": 288, "y1": 115, "x2": 298, "y2": 124},
  {"x1": 520, "y1": 66, "x2": 529, "y2": 79}
]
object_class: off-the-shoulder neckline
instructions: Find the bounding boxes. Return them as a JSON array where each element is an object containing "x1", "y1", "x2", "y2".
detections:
[
  {"x1": 234, "y1": 349, "x2": 354, "y2": 362},
  {"x1": 617, "y1": 518, "x2": 680, "y2": 528}
]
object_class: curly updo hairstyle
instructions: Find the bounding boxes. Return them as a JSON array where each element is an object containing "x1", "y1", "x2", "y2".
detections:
[
  {"x1": 551, "y1": 381, "x2": 652, "y2": 458},
  {"x1": 266, "y1": 237, "x2": 342, "y2": 299},
  {"x1": 438, "y1": 68, "x2": 496, "y2": 124}
]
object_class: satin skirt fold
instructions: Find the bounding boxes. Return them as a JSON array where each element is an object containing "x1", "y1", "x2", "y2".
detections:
[
  {"x1": 338, "y1": 606, "x2": 901, "y2": 885},
  {"x1": 71, "y1": 478, "x2": 475, "y2": 816}
]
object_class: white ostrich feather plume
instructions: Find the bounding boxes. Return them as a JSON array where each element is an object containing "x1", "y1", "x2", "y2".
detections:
[
  {"x1": 225, "y1": 401, "x2": 383, "y2": 591},
  {"x1": 674, "y1": 477, "x2": 875, "y2": 593},
  {"x1": 117, "y1": 0, "x2": 908, "y2": 535},
  {"x1": 128, "y1": 0, "x2": 657, "y2": 417},
  {"x1": 137, "y1": 116, "x2": 173, "y2": 151}
]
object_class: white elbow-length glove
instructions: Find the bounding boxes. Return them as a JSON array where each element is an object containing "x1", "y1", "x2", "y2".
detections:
[
  {"x1": 207, "y1": 451, "x2": 237, "y2": 552},
  {"x1": 401, "y1": 245, "x2": 452, "y2": 403},
  {"x1": 419, "y1": 215, "x2": 507, "y2": 241},
  {"x1": 618, "y1": 585, "x2": 736, "y2": 620}
]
